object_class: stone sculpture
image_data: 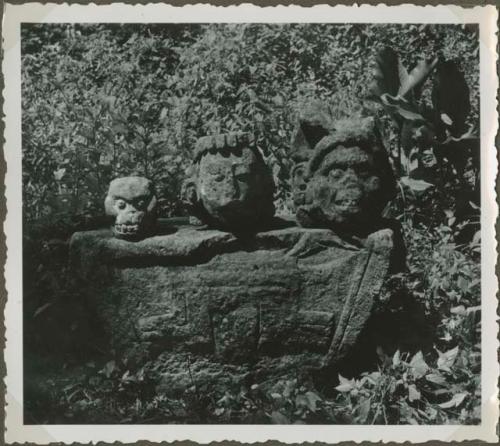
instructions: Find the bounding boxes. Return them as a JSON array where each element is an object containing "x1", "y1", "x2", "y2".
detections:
[
  {"x1": 289, "y1": 101, "x2": 334, "y2": 209},
  {"x1": 70, "y1": 225, "x2": 395, "y2": 370},
  {"x1": 295, "y1": 116, "x2": 397, "y2": 238},
  {"x1": 104, "y1": 176, "x2": 157, "y2": 241},
  {"x1": 182, "y1": 132, "x2": 275, "y2": 233},
  {"x1": 70, "y1": 116, "x2": 405, "y2": 392}
]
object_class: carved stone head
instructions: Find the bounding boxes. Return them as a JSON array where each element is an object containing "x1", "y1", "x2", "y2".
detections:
[
  {"x1": 182, "y1": 132, "x2": 275, "y2": 233},
  {"x1": 297, "y1": 117, "x2": 396, "y2": 236},
  {"x1": 105, "y1": 176, "x2": 157, "y2": 241}
]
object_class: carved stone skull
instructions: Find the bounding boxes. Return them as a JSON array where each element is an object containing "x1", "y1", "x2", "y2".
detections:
[{"x1": 105, "y1": 176, "x2": 157, "y2": 241}]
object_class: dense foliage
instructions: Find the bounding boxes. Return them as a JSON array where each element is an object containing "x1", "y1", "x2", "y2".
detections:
[
  {"x1": 22, "y1": 24, "x2": 480, "y2": 425},
  {"x1": 22, "y1": 23, "x2": 479, "y2": 223}
]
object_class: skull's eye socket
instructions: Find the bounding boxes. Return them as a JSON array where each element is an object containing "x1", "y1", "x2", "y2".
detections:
[{"x1": 116, "y1": 199, "x2": 126, "y2": 210}]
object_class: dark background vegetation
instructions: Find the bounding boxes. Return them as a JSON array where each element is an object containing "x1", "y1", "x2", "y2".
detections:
[{"x1": 22, "y1": 23, "x2": 480, "y2": 424}]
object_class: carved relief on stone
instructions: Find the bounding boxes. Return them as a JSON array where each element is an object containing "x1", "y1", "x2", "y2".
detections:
[
  {"x1": 70, "y1": 225, "x2": 395, "y2": 372},
  {"x1": 182, "y1": 132, "x2": 275, "y2": 233},
  {"x1": 104, "y1": 176, "x2": 157, "y2": 241}
]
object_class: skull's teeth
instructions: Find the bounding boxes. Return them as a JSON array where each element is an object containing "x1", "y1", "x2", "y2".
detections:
[{"x1": 115, "y1": 224, "x2": 139, "y2": 234}]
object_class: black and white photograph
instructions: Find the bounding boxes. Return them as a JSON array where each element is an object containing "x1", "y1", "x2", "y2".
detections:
[{"x1": 3, "y1": 3, "x2": 498, "y2": 444}]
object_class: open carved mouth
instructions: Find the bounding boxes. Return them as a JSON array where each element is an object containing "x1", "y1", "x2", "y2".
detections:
[
  {"x1": 334, "y1": 198, "x2": 361, "y2": 212},
  {"x1": 114, "y1": 224, "x2": 140, "y2": 235}
]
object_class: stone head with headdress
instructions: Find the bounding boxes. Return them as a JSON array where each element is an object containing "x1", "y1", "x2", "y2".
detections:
[
  {"x1": 296, "y1": 116, "x2": 396, "y2": 237},
  {"x1": 182, "y1": 132, "x2": 275, "y2": 233}
]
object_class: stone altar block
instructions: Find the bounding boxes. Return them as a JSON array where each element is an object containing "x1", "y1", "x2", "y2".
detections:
[{"x1": 70, "y1": 223, "x2": 395, "y2": 383}]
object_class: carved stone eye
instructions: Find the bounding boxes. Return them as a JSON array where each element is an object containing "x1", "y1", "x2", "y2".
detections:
[{"x1": 116, "y1": 199, "x2": 126, "y2": 210}]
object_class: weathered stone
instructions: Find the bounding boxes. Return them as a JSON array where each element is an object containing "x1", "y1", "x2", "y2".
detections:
[
  {"x1": 290, "y1": 101, "x2": 334, "y2": 209},
  {"x1": 153, "y1": 352, "x2": 325, "y2": 395},
  {"x1": 181, "y1": 132, "x2": 275, "y2": 233},
  {"x1": 104, "y1": 176, "x2": 157, "y2": 241},
  {"x1": 70, "y1": 221, "x2": 396, "y2": 381},
  {"x1": 289, "y1": 100, "x2": 334, "y2": 163},
  {"x1": 154, "y1": 353, "x2": 251, "y2": 396},
  {"x1": 290, "y1": 162, "x2": 309, "y2": 209},
  {"x1": 296, "y1": 116, "x2": 397, "y2": 239}
]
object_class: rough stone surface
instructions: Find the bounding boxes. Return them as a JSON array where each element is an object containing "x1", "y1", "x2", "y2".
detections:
[
  {"x1": 70, "y1": 222, "x2": 398, "y2": 386},
  {"x1": 296, "y1": 116, "x2": 397, "y2": 239},
  {"x1": 181, "y1": 132, "x2": 275, "y2": 233},
  {"x1": 289, "y1": 101, "x2": 334, "y2": 209},
  {"x1": 289, "y1": 100, "x2": 334, "y2": 164},
  {"x1": 104, "y1": 176, "x2": 157, "y2": 241}
]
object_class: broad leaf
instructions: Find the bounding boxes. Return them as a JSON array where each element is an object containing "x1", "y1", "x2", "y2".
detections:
[
  {"x1": 400, "y1": 176, "x2": 434, "y2": 192},
  {"x1": 335, "y1": 374, "x2": 355, "y2": 392},
  {"x1": 53, "y1": 168, "x2": 66, "y2": 181},
  {"x1": 392, "y1": 349, "x2": 401, "y2": 367},
  {"x1": 270, "y1": 411, "x2": 290, "y2": 424},
  {"x1": 425, "y1": 373, "x2": 447, "y2": 385},
  {"x1": 432, "y1": 60, "x2": 471, "y2": 137},
  {"x1": 472, "y1": 230, "x2": 481, "y2": 245},
  {"x1": 380, "y1": 94, "x2": 426, "y2": 121},
  {"x1": 438, "y1": 392, "x2": 467, "y2": 409},
  {"x1": 409, "y1": 351, "x2": 429, "y2": 379},
  {"x1": 369, "y1": 46, "x2": 400, "y2": 98},
  {"x1": 437, "y1": 346, "x2": 459, "y2": 371},
  {"x1": 305, "y1": 391, "x2": 322, "y2": 412},
  {"x1": 408, "y1": 384, "x2": 421, "y2": 402}
]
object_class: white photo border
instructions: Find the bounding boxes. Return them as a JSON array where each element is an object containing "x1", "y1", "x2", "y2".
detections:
[{"x1": 3, "y1": 3, "x2": 498, "y2": 444}]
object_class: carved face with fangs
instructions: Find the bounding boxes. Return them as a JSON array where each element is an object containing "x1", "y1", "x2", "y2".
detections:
[
  {"x1": 297, "y1": 117, "x2": 396, "y2": 237},
  {"x1": 308, "y1": 145, "x2": 381, "y2": 226},
  {"x1": 104, "y1": 176, "x2": 157, "y2": 241}
]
